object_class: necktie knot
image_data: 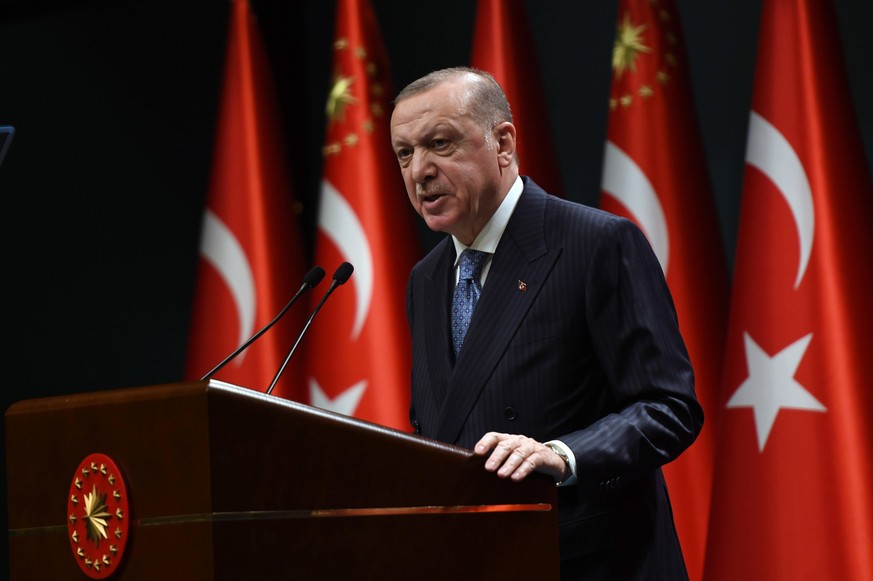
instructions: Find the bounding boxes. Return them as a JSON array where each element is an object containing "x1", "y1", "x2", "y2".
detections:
[{"x1": 459, "y1": 249, "x2": 488, "y2": 282}]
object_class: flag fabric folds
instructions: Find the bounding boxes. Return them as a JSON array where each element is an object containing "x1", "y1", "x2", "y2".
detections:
[
  {"x1": 704, "y1": 0, "x2": 873, "y2": 579},
  {"x1": 302, "y1": 0, "x2": 419, "y2": 431},
  {"x1": 599, "y1": 2, "x2": 729, "y2": 579},
  {"x1": 185, "y1": 0, "x2": 306, "y2": 400},
  {"x1": 471, "y1": 0, "x2": 564, "y2": 196}
]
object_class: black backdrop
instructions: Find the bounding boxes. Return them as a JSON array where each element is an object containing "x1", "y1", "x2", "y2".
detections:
[{"x1": 2, "y1": 0, "x2": 872, "y2": 571}]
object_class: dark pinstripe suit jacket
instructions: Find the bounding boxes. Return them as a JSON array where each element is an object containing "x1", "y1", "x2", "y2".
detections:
[{"x1": 406, "y1": 177, "x2": 702, "y2": 579}]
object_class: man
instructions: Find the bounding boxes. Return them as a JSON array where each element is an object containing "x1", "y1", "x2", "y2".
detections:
[{"x1": 390, "y1": 67, "x2": 702, "y2": 580}]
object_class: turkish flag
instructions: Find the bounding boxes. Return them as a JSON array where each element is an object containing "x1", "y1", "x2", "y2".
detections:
[
  {"x1": 302, "y1": 0, "x2": 419, "y2": 431},
  {"x1": 471, "y1": 0, "x2": 564, "y2": 196},
  {"x1": 185, "y1": 0, "x2": 307, "y2": 400},
  {"x1": 598, "y1": 2, "x2": 729, "y2": 579},
  {"x1": 704, "y1": 1, "x2": 873, "y2": 579}
]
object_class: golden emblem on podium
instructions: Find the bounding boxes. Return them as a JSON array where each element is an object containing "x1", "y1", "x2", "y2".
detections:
[{"x1": 67, "y1": 453, "x2": 130, "y2": 579}]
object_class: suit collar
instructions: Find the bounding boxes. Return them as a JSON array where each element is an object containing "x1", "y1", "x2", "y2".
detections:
[{"x1": 419, "y1": 238, "x2": 456, "y2": 403}]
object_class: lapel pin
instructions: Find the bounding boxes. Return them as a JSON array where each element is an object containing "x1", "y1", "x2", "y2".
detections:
[{"x1": 517, "y1": 280, "x2": 527, "y2": 292}]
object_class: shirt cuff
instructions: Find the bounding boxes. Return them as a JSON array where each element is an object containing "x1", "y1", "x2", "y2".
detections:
[{"x1": 545, "y1": 439, "x2": 577, "y2": 487}]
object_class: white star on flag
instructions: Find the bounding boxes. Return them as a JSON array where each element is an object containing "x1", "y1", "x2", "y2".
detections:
[
  {"x1": 309, "y1": 378, "x2": 367, "y2": 416},
  {"x1": 727, "y1": 332, "x2": 826, "y2": 451}
]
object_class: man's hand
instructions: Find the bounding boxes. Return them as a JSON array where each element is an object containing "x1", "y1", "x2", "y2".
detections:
[{"x1": 473, "y1": 432, "x2": 568, "y2": 483}]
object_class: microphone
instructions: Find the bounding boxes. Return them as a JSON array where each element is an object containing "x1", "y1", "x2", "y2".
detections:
[
  {"x1": 200, "y1": 266, "x2": 326, "y2": 381},
  {"x1": 265, "y1": 262, "x2": 354, "y2": 396}
]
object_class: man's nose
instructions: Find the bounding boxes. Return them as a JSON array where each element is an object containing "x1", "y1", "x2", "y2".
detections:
[{"x1": 410, "y1": 150, "x2": 436, "y2": 183}]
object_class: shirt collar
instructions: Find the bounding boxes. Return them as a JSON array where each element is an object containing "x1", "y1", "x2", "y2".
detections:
[{"x1": 452, "y1": 175, "x2": 523, "y2": 266}]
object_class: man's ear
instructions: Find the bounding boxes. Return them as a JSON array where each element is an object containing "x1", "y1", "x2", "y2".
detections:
[{"x1": 494, "y1": 121, "x2": 517, "y2": 167}]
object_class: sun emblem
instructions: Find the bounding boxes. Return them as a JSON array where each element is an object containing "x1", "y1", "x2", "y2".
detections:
[
  {"x1": 612, "y1": 13, "x2": 651, "y2": 77},
  {"x1": 326, "y1": 73, "x2": 356, "y2": 123},
  {"x1": 83, "y1": 484, "x2": 112, "y2": 544},
  {"x1": 323, "y1": 33, "x2": 389, "y2": 158},
  {"x1": 608, "y1": 4, "x2": 680, "y2": 111},
  {"x1": 68, "y1": 453, "x2": 130, "y2": 579}
]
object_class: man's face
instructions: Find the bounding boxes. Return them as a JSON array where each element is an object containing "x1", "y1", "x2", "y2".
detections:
[{"x1": 390, "y1": 79, "x2": 513, "y2": 245}]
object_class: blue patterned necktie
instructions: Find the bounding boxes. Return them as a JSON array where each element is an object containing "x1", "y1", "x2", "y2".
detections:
[{"x1": 451, "y1": 249, "x2": 489, "y2": 356}]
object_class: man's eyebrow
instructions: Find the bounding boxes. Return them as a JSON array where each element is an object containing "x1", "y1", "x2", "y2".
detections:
[
  {"x1": 426, "y1": 121, "x2": 454, "y2": 132},
  {"x1": 420, "y1": 122, "x2": 460, "y2": 140}
]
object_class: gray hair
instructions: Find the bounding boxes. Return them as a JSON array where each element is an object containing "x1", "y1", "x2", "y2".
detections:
[{"x1": 394, "y1": 67, "x2": 514, "y2": 138}]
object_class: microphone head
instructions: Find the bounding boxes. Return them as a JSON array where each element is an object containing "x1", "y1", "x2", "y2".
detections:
[
  {"x1": 304, "y1": 266, "x2": 326, "y2": 288},
  {"x1": 333, "y1": 262, "x2": 354, "y2": 284}
]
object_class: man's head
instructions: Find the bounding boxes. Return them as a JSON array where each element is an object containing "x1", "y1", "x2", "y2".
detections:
[{"x1": 390, "y1": 67, "x2": 519, "y2": 245}]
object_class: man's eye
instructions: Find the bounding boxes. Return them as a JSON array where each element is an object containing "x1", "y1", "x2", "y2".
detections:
[
  {"x1": 431, "y1": 139, "x2": 448, "y2": 149},
  {"x1": 397, "y1": 149, "x2": 411, "y2": 160}
]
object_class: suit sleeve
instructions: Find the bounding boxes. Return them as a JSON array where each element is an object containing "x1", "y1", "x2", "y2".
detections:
[{"x1": 563, "y1": 217, "x2": 703, "y2": 492}]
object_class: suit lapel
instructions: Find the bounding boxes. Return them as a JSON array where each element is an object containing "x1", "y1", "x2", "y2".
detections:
[
  {"x1": 421, "y1": 238, "x2": 456, "y2": 405},
  {"x1": 435, "y1": 186, "x2": 561, "y2": 444}
]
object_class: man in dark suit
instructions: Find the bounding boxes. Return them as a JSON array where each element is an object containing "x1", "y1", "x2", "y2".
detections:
[{"x1": 390, "y1": 67, "x2": 702, "y2": 580}]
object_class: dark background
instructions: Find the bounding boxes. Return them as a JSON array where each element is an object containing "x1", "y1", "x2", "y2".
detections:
[{"x1": 2, "y1": 0, "x2": 872, "y2": 572}]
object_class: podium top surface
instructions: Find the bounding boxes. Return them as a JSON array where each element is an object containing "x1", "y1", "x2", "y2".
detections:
[{"x1": 6, "y1": 380, "x2": 557, "y2": 523}]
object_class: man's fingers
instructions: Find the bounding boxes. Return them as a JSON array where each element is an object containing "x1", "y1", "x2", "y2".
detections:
[
  {"x1": 473, "y1": 433, "x2": 548, "y2": 481},
  {"x1": 500, "y1": 450, "x2": 538, "y2": 480},
  {"x1": 473, "y1": 431, "x2": 503, "y2": 455}
]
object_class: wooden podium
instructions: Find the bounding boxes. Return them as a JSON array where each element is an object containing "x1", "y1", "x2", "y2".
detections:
[{"x1": 5, "y1": 380, "x2": 560, "y2": 579}]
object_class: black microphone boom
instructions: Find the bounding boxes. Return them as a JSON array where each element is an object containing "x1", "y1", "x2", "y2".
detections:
[
  {"x1": 266, "y1": 262, "x2": 354, "y2": 396},
  {"x1": 200, "y1": 266, "x2": 326, "y2": 381}
]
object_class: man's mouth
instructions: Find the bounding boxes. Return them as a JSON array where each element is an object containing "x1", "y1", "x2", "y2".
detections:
[
  {"x1": 417, "y1": 184, "x2": 448, "y2": 205},
  {"x1": 421, "y1": 192, "x2": 443, "y2": 203}
]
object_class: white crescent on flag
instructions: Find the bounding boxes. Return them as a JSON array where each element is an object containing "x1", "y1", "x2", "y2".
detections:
[
  {"x1": 745, "y1": 111, "x2": 815, "y2": 289},
  {"x1": 318, "y1": 179, "x2": 373, "y2": 340},
  {"x1": 602, "y1": 140, "x2": 670, "y2": 275},
  {"x1": 200, "y1": 209, "x2": 256, "y2": 355}
]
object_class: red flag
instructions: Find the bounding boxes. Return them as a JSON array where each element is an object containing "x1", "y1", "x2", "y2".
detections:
[
  {"x1": 471, "y1": 0, "x2": 564, "y2": 196},
  {"x1": 302, "y1": 0, "x2": 419, "y2": 430},
  {"x1": 598, "y1": 2, "x2": 729, "y2": 579},
  {"x1": 185, "y1": 0, "x2": 306, "y2": 399},
  {"x1": 704, "y1": 1, "x2": 873, "y2": 579}
]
